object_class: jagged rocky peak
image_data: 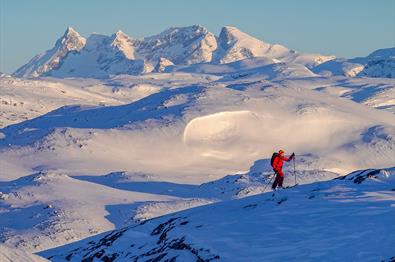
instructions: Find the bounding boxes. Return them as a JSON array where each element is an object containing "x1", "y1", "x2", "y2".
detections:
[
  {"x1": 139, "y1": 24, "x2": 217, "y2": 64},
  {"x1": 110, "y1": 30, "x2": 137, "y2": 60},
  {"x1": 57, "y1": 26, "x2": 86, "y2": 51},
  {"x1": 64, "y1": 26, "x2": 79, "y2": 37},
  {"x1": 12, "y1": 26, "x2": 87, "y2": 78},
  {"x1": 113, "y1": 29, "x2": 129, "y2": 38}
]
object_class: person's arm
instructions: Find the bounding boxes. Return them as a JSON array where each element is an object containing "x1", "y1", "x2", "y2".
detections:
[{"x1": 282, "y1": 153, "x2": 295, "y2": 162}]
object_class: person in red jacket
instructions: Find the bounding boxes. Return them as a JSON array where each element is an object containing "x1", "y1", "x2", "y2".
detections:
[{"x1": 272, "y1": 150, "x2": 295, "y2": 190}]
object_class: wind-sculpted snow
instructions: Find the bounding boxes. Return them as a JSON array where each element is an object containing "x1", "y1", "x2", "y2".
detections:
[
  {"x1": 40, "y1": 168, "x2": 395, "y2": 261},
  {"x1": 183, "y1": 110, "x2": 261, "y2": 159}
]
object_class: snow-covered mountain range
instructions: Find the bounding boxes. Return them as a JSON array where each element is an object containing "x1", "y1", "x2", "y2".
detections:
[
  {"x1": 1, "y1": 25, "x2": 395, "y2": 261},
  {"x1": 13, "y1": 25, "x2": 395, "y2": 79},
  {"x1": 14, "y1": 25, "x2": 336, "y2": 78}
]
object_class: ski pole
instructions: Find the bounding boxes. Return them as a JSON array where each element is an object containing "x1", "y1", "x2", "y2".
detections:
[
  {"x1": 293, "y1": 156, "x2": 297, "y2": 186},
  {"x1": 262, "y1": 173, "x2": 275, "y2": 194}
]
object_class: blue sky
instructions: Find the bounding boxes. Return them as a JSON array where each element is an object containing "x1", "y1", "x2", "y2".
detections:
[{"x1": 1, "y1": 0, "x2": 394, "y2": 74}]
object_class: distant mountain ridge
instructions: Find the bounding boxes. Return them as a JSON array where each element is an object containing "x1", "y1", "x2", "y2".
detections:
[
  {"x1": 13, "y1": 25, "x2": 394, "y2": 79},
  {"x1": 312, "y1": 47, "x2": 395, "y2": 78},
  {"x1": 13, "y1": 25, "x2": 335, "y2": 78}
]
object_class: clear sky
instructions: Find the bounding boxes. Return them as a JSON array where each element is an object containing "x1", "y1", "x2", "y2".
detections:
[{"x1": 1, "y1": 0, "x2": 394, "y2": 74}]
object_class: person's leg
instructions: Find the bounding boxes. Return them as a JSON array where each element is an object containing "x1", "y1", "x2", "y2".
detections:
[
  {"x1": 271, "y1": 177, "x2": 278, "y2": 189},
  {"x1": 272, "y1": 171, "x2": 280, "y2": 189},
  {"x1": 278, "y1": 170, "x2": 285, "y2": 188},
  {"x1": 279, "y1": 176, "x2": 284, "y2": 188}
]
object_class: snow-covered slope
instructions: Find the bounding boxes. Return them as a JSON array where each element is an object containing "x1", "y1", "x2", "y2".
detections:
[
  {"x1": 1, "y1": 75, "x2": 394, "y2": 183},
  {"x1": 1, "y1": 70, "x2": 394, "y2": 256},
  {"x1": 278, "y1": 76, "x2": 395, "y2": 114},
  {"x1": 0, "y1": 75, "x2": 167, "y2": 128},
  {"x1": 0, "y1": 245, "x2": 48, "y2": 262},
  {"x1": 0, "y1": 171, "x2": 179, "y2": 252},
  {"x1": 3, "y1": 31, "x2": 395, "y2": 260},
  {"x1": 13, "y1": 25, "x2": 334, "y2": 78},
  {"x1": 167, "y1": 57, "x2": 318, "y2": 80},
  {"x1": 13, "y1": 27, "x2": 86, "y2": 78},
  {"x1": 313, "y1": 47, "x2": 395, "y2": 78},
  {"x1": 41, "y1": 168, "x2": 395, "y2": 261}
]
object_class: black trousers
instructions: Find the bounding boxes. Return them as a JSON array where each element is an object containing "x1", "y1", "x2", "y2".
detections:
[{"x1": 272, "y1": 171, "x2": 284, "y2": 189}]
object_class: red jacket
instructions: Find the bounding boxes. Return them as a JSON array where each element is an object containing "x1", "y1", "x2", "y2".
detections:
[{"x1": 273, "y1": 154, "x2": 291, "y2": 171}]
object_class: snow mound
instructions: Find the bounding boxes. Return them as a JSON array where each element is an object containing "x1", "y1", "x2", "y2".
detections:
[{"x1": 183, "y1": 111, "x2": 261, "y2": 158}]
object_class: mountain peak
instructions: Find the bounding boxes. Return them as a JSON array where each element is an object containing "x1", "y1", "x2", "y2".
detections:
[
  {"x1": 63, "y1": 26, "x2": 80, "y2": 38},
  {"x1": 114, "y1": 30, "x2": 129, "y2": 39},
  {"x1": 110, "y1": 30, "x2": 135, "y2": 60},
  {"x1": 221, "y1": 25, "x2": 241, "y2": 33},
  {"x1": 57, "y1": 26, "x2": 86, "y2": 50},
  {"x1": 219, "y1": 26, "x2": 261, "y2": 44}
]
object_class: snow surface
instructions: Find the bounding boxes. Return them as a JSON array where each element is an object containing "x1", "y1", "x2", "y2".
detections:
[
  {"x1": 41, "y1": 168, "x2": 395, "y2": 261},
  {"x1": 1, "y1": 27, "x2": 395, "y2": 261},
  {"x1": 1, "y1": 67, "x2": 395, "y2": 261},
  {"x1": 0, "y1": 245, "x2": 48, "y2": 262}
]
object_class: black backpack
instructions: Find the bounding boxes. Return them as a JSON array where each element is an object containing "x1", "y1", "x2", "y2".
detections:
[{"x1": 270, "y1": 153, "x2": 278, "y2": 167}]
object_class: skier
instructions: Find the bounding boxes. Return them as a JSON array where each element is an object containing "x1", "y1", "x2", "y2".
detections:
[{"x1": 271, "y1": 150, "x2": 295, "y2": 190}]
